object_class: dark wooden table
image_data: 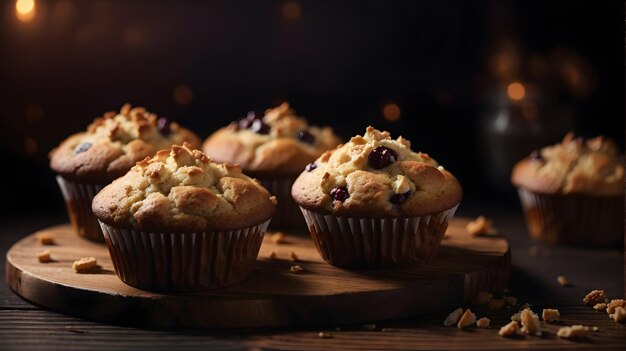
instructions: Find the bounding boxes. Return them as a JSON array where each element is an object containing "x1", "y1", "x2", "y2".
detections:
[{"x1": 1, "y1": 204, "x2": 624, "y2": 350}]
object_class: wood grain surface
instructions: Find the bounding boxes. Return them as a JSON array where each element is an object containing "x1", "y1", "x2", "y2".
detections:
[{"x1": 6, "y1": 218, "x2": 510, "y2": 328}]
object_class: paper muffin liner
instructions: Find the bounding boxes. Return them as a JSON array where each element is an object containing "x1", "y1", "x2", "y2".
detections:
[
  {"x1": 299, "y1": 205, "x2": 459, "y2": 268},
  {"x1": 56, "y1": 176, "x2": 105, "y2": 242},
  {"x1": 99, "y1": 219, "x2": 271, "y2": 291},
  {"x1": 517, "y1": 188, "x2": 623, "y2": 246},
  {"x1": 259, "y1": 176, "x2": 305, "y2": 230}
]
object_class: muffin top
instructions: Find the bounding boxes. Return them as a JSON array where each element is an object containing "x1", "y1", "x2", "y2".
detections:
[
  {"x1": 511, "y1": 133, "x2": 624, "y2": 197},
  {"x1": 202, "y1": 102, "x2": 341, "y2": 177},
  {"x1": 50, "y1": 104, "x2": 201, "y2": 184},
  {"x1": 92, "y1": 143, "x2": 276, "y2": 232},
  {"x1": 291, "y1": 127, "x2": 462, "y2": 217}
]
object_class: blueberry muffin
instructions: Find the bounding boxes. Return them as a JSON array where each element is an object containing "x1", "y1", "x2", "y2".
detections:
[
  {"x1": 291, "y1": 126, "x2": 462, "y2": 268},
  {"x1": 92, "y1": 143, "x2": 276, "y2": 291},
  {"x1": 512, "y1": 133, "x2": 624, "y2": 246},
  {"x1": 202, "y1": 102, "x2": 341, "y2": 228},
  {"x1": 49, "y1": 104, "x2": 201, "y2": 241}
]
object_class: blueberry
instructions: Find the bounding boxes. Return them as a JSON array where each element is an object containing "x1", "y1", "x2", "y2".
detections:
[
  {"x1": 390, "y1": 191, "x2": 411, "y2": 204},
  {"x1": 298, "y1": 130, "x2": 315, "y2": 144},
  {"x1": 528, "y1": 150, "x2": 542, "y2": 161},
  {"x1": 251, "y1": 119, "x2": 270, "y2": 134},
  {"x1": 330, "y1": 186, "x2": 349, "y2": 202},
  {"x1": 157, "y1": 117, "x2": 171, "y2": 135},
  {"x1": 305, "y1": 163, "x2": 317, "y2": 172},
  {"x1": 74, "y1": 142, "x2": 92, "y2": 155},
  {"x1": 368, "y1": 146, "x2": 398, "y2": 169}
]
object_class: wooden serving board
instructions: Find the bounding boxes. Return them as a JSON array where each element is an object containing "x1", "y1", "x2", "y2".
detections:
[{"x1": 6, "y1": 218, "x2": 510, "y2": 328}]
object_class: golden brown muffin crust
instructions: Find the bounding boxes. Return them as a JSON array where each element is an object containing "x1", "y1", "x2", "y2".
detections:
[
  {"x1": 50, "y1": 104, "x2": 202, "y2": 184},
  {"x1": 92, "y1": 143, "x2": 276, "y2": 232},
  {"x1": 511, "y1": 133, "x2": 624, "y2": 196},
  {"x1": 202, "y1": 102, "x2": 341, "y2": 176},
  {"x1": 291, "y1": 127, "x2": 462, "y2": 217}
]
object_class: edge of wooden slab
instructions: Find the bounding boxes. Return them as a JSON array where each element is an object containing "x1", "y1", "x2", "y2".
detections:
[{"x1": 6, "y1": 221, "x2": 510, "y2": 328}]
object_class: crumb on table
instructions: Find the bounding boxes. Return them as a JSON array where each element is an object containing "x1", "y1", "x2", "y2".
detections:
[
  {"x1": 542, "y1": 308, "x2": 560, "y2": 322},
  {"x1": 457, "y1": 309, "x2": 476, "y2": 329},
  {"x1": 557, "y1": 325, "x2": 589, "y2": 338},
  {"x1": 37, "y1": 250, "x2": 52, "y2": 263},
  {"x1": 611, "y1": 306, "x2": 626, "y2": 323},
  {"x1": 271, "y1": 232, "x2": 286, "y2": 244},
  {"x1": 593, "y1": 303, "x2": 607, "y2": 312},
  {"x1": 290, "y1": 265, "x2": 304, "y2": 274},
  {"x1": 476, "y1": 317, "x2": 490, "y2": 328},
  {"x1": 606, "y1": 299, "x2": 625, "y2": 314},
  {"x1": 443, "y1": 308, "x2": 463, "y2": 326},
  {"x1": 557, "y1": 275, "x2": 570, "y2": 287},
  {"x1": 520, "y1": 308, "x2": 541, "y2": 336},
  {"x1": 583, "y1": 289, "x2": 606, "y2": 306},
  {"x1": 290, "y1": 251, "x2": 299, "y2": 261},
  {"x1": 318, "y1": 332, "x2": 332, "y2": 339},
  {"x1": 498, "y1": 321, "x2": 521, "y2": 337},
  {"x1": 465, "y1": 216, "x2": 496, "y2": 236},
  {"x1": 72, "y1": 257, "x2": 97, "y2": 272}
]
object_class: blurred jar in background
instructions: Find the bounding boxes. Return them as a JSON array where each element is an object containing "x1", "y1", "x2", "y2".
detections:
[{"x1": 480, "y1": 82, "x2": 575, "y2": 194}]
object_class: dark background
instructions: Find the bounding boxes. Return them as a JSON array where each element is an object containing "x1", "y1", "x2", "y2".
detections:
[{"x1": 0, "y1": 0, "x2": 623, "y2": 216}]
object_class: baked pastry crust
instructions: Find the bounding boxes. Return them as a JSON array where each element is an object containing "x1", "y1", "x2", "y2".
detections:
[
  {"x1": 291, "y1": 127, "x2": 462, "y2": 217},
  {"x1": 50, "y1": 104, "x2": 201, "y2": 183},
  {"x1": 92, "y1": 143, "x2": 276, "y2": 232},
  {"x1": 202, "y1": 102, "x2": 341, "y2": 176},
  {"x1": 511, "y1": 133, "x2": 624, "y2": 196}
]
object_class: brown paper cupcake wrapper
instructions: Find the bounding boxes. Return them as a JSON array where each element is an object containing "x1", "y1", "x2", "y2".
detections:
[
  {"x1": 259, "y1": 176, "x2": 305, "y2": 230},
  {"x1": 517, "y1": 188, "x2": 623, "y2": 246},
  {"x1": 99, "y1": 220, "x2": 271, "y2": 291},
  {"x1": 300, "y1": 205, "x2": 459, "y2": 268},
  {"x1": 56, "y1": 176, "x2": 105, "y2": 242}
]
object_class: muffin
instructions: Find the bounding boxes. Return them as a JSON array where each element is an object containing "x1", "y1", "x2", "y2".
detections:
[
  {"x1": 291, "y1": 127, "x2": 462, "y2": 268},
  {"x1": 202, "y1": 102, "x2": 341, "y2": 228},
  {"x1": 92, "y1": 143, "x2": 276, "y2": 291},
  {"x1": 511, "y1": 133, "x2": 624, "y2": 246},
  {"x1": 50, "y1": 104, "x2": 201, "y2": 241}
]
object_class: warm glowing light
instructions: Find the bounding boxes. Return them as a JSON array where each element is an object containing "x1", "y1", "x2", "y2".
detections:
[
  {"x1": 16, "y1": 0, "x2": 36, "y2": 22},
  {"x1": 382, "y1": 103, "x2": 401, "y2": 122},
  {"x1": 507, "y1": 82, "x2": 525, "y2": 101},
  {"x1": 282, "y1": 1, "x2": 302, "y2": 20},
  {"x1": 173, "y1": 84, "x2": 193, "y2": 106}
]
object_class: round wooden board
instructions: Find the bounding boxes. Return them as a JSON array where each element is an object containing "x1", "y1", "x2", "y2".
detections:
[{"x1": 6, "y1": 218, "x2": 510, "y2": 328}]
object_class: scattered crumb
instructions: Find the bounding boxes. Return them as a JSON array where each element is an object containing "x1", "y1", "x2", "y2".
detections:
[
  {"x1": 72, "y1": 257, "x2": 97, "y2": 272},
  {"x1": 471, "y1": 291, "x2": 493, "y2": 305},
  {"x1": 593, "y1": 303, "x2": 607, "y2": 312},
  {"x1": 486, "y1": 299, "x2": 505, "y2": 310},
  {"x1": 318, "y1": 332, "x2": 332, "y2": 339},
  {"x1": 557, "y1": 325, "x2": 589, "y2": 338},
  {"x1": 271, "y1": 232, "x2": 286, "y2": 244},
  {"x1": 37, "y1": 233, "x2": 55, "y2": 245},
  {"x1": 363, "y1": 324, "x2": 376, "y2": 330},
  {"x1": 557, "y1": 275, "x2": 570, "y2": 287},
  {"x1": 466, "y1": 216, "x2": 496, "y2": 236},
  {"x1": 457, "y1": 309, "x2": 476, "y2": 329},
  {"x1": 592, "y1": 326, "x2": 599, "y2": 332},
  {"x1": 443, "y1": 308, "x2": 463, "y2": 326},
  {"x1": 583, "y1": 290, "x2": 606, "y2": 306},
  {"x1": 606, "y1": 299, "x2": 626, "y2": 314},
  {"x1": 520, "y1": 308, "x2": 542, "y2": 336},
  {"x1": 268, "y1": 251, "x2": 277, "y2": 259},
  {"x1": 510, "y1": 311, "x2": 521, "y2": 322},
  {"x1": 381, "y1": 328, "x2": 394, "y2": 332},
  {"x1": 289, "y1": 265, "x2": 304, "y2": 274},
  {"x1": 37, "y1": 250, "x2": 52, "y2": 263},
  {"x1": 542, "y1": 308, "x2": 560, "y2": 322},
  {"x1": 498, "y1": 321, "x2": 521, "y2": 337},
  {"x1": 504, "y1": 296, "x2": 518, "y2": 306},
  {"x1": 290, "y1": 251, "x2": 299, "y2": 262},
  {"x1": 528, "y1": 245, "x2": 540, "y2": 256},
  {"x1": 476, "y1": 317, "x2": 490, "y2": 328}
]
